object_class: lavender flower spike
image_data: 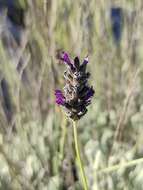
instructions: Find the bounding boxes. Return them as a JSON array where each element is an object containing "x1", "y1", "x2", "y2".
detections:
[{"x1": 55, "y1": 52, "x2": 95, "y2": 120}]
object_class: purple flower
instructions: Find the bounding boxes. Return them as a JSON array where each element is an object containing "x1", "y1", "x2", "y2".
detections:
[
  {"x1": 82, "y1": 56, "x2": 88, "y2": 65},
  {"x1": 60, "y1": 52, "x2": 74, "y2": 69},
  {"x1": 55, "y1": 90, "x2": 65, "y2": 105},
  {"x1": 55, "y1": 51, "x2": 95, "y2": 120}
]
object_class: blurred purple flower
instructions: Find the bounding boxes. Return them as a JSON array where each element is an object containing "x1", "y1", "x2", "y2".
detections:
[{"x1": 110, "y1": 7, "x2": 123, "y2": 44}]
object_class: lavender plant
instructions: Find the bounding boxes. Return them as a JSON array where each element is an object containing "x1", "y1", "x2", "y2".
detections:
[
  {"x1": 55, "y1": 52, "x2": 94, "y2": 120},
  {"x1": 55, "y1": 52, "x2": 95, "y2": 190}
]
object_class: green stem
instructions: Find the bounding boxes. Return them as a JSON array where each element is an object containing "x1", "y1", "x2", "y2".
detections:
[
  {"x1": 98, "y1": 157, "x2": 143, "y2": 174},
  {"x1": 73, "y1": 121, "x2": 89, "y2": 190}
]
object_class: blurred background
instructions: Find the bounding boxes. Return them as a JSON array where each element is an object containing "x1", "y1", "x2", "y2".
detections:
[{"x1": 0, "y1": 0, "x2": 143, "y2": 189}]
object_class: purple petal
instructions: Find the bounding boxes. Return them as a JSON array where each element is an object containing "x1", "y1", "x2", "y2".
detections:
[
  {"x1": 62, "y1": 52, "x2": 71, "y2": 63},
  {"x1": 82, "y1": 56, "x2": 88, "y2": 65},
  {"x1": 56, "y1": 99, "x2": 64, "y2": 105},
  {"x1": 55, "y1": 90, "x2": 63, "y2": 94},
  {"x1": 85, "y1": 88, "x2": 94, "y2": 101},
  {"x1": 59, "y1": 52, "x2": 75, "y2": 70},
  {"x1": 55, "y1": 90, "x2": 65, "y2": 105}
]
